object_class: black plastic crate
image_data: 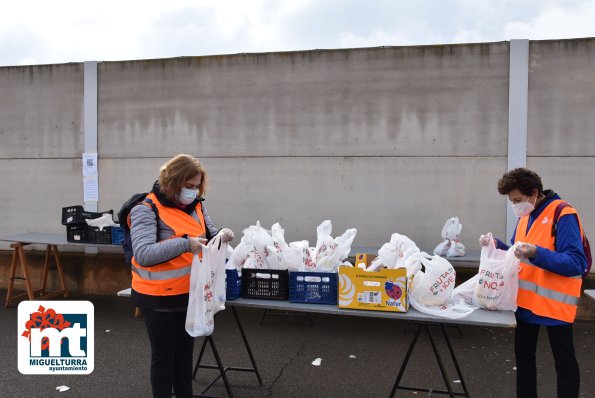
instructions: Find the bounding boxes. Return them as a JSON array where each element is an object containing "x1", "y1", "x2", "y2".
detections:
[
  {"x1": 289, "y1": 271, "x2": 338, "y2": 305},
  {"x1": 61, "y1": 205, "x2": 113, "y2": 225},
  {"x1": 241, "y1": 268, "x2": 289, "y2": 300},
  {"x1": 226, "y1": 269, "x2": 241, "y2": 300},
  {"x1": 66, "y1": 225, "x2": 113, "y2": 244}
]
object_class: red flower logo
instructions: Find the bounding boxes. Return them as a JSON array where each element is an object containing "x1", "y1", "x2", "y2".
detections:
[{"x1": 21, "y1": 305, "x2": 72, "y2": 350}]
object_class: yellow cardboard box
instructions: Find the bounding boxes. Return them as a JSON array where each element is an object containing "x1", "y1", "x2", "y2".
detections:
[
  {"x1": 354, "y1": 253, "x2": 377, "y2": 269},
  {"x1": 338, "y1": 267, "x2": 409, "y2": 312}
]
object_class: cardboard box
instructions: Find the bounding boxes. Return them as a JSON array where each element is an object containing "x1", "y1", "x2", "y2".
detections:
[
  {"x1": 354, "y1": 253, "x2": 377, "y2": 269},
  {"x1": 338, "y1": 267, "x2": 409, "y2": 312}
]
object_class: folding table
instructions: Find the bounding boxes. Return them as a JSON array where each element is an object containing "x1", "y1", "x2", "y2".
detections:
[{"x1": 2, "y1": 232, "x2": 120, "y2": 307}]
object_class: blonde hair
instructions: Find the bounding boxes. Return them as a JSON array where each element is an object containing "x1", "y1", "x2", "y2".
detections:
[{"x1": 158, "y1": 154, "x2": 207, "y2": 201}]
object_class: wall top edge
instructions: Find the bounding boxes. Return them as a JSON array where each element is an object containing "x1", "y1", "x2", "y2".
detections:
[{"x1": 0, "y1": 40, "x2": 518, "y2": 70}]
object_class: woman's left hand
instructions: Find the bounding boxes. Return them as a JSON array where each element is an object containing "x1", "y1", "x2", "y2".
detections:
[
  {"x1": 217, "y1": 228, "x2": 235, "y2": 243},
  {"x1": 514, "y1": 243, "x2": 537, "y2": 259}
]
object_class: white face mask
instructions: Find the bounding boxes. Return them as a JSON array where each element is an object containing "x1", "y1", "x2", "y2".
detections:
[
  {"x1": 511, "y1": 196, "x2": 536, "y2": 217},
  {"x1": 177, "y1": 187, "x2": 197, "y2": 205}
]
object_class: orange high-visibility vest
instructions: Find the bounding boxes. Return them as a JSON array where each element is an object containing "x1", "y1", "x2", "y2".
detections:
[
  {"x1": 131, "y1": 193, "x2": 206, "y2": 296},
  {"x1": 515, "y1": 199, "x2": 584, "y2": 322}
]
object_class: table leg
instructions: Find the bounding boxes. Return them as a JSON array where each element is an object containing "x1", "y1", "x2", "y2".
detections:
[
  {"x1": 231, "y1": 306, "x2": 263, "y2": 385},
  {"x1": 389, "y1": 323, "x2": 423, "y2": 397},
  {"x1": 427, "y1": 325, "x2": 455, "y2": 397},
  {"x1": 5, "y1": 244, "x2": 19, "y2": 307},
  {"x1": 193, "y1": 337, "x2": 210, "y2": 379},
  {"x1": 17, "y1": 243, "x2": 36, "y2": 300},
  {"x1": 390, "y1": 322, "x2": 469, "y2": 398},
  {"x1": 440, "y1": 324, "x2": 470, "y2": 397},
  {"x1": 5, "y1": 243, "x2": 68, "y2": 307},
  {"x1": 51, "y1": 245, "x2": 69, "y2": 298},
  {"x1": 206, "y1": 336, "x2": 234, "y2": 398},
  {"x1": 41, "y1": 245, "x2": 52, "y2": 295}
]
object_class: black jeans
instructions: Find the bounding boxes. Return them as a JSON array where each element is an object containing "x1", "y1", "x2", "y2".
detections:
[
  {"x1": 515, "y1": 320, "x2": 580, "y2": 398},
  {"x1": 141, "y1": 308, "x2": 195, "y2": 398}
]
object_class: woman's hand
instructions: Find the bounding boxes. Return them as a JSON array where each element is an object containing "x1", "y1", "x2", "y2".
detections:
[
  {"x1": 217, "y1": 228, "x2": 235, "y2": 243},
  {"x1": 188, "y1": 237, "x2": 207, "y2": 254},
  {"x1": 478, "y1": 232, "x2": 493, "y2": 247},
  {"x1": 514, "y1": 243, "x2": 537, "y2": 259}
]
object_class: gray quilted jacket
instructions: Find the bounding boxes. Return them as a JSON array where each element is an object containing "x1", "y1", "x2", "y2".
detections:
[{"x1": 130, "y1": 197, "x2": 219, "y2": 267}]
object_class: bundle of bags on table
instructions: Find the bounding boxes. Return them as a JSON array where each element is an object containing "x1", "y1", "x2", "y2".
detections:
[
  {"x1": 433, "y1": 216, "x2": 466, "y2": 257},
  {"x1": 362, "y1": 232, "x2": 522, "y2": 319},
  {"x1": 227, "y1": 220, "x2": 357, "y2": 273}
]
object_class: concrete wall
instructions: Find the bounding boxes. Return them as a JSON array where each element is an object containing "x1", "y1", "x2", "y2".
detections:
[
  {"x1": 527, "y1": 39, "x2": 595, "y2": 233},
  {"x1": 0, "y1": 39, "x2": 593, "y2": 264}
]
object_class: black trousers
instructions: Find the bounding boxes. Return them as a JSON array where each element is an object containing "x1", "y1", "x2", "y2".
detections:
[
  {"x1": 141, "y1": 308, "x2": 195, "y2": 398},
  {"x1": 515, "y1": 320, "x2": 580, "y2": 398}
]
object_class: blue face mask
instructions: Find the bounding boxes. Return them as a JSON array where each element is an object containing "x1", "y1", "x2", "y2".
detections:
[{"x1": 177, "y1": 187, "x2": 197, "y2": 205}]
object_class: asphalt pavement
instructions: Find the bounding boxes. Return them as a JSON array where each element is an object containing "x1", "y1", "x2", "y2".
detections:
[{"x1": 0, "y1": 291, "x2": 593, "y2": 398}]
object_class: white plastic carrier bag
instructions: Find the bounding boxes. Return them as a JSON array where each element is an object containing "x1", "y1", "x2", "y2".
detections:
[
  {"x1": 312, "y1": 220, "x2": 357, "y2": 272},
  {"x1": 407, "y1": 253, "x2": 476, "y2": 319},
  {"x1": 368, "y1": 233, "x2": 419, "y2": 271},
  {"x1": 473, "y1": 234, "x2": 521, "y2": 311},
  {"x1": 433, "y1": 217, "x2": 466, "y2": 257},
  {"x1": 410, "y1": 254, "x2": 457, "y2": 306},
  {"x1": 186, "y1": 236, "x2": 228, "y2": 337}
]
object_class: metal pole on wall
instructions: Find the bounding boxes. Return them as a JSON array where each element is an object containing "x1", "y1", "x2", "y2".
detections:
[
  {"x1": 506, "y1": 39, "x2": 529, "y2": 241},
  {"x1": 84, "y1": 61, "x2": 98, "y2": 255},
  {"x1": 83, "y1": 61, "x2": 98, "y2": 213}
]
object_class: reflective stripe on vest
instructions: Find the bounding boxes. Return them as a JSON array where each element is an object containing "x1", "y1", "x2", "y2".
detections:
[
  {"x1": 131, "y1": 264, "x2": 192, "y2": 281},
  {"x1": 131, "y1": 193, "x2": 206, "y2": 296},
  {"x1": 514, "y1": 199, "x2": 583, "y2": 322},
  {"x1": 518, "y1": 280, "x2": 580, "y2": 306}
]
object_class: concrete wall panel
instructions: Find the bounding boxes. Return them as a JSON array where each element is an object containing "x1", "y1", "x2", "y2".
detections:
[
  {"x1": 528, "y1": 157, "x2": 595, "y2": 238},
  {"x1": 98, "y1": 43, "x2": 509, "y2": 158},
  {"x1": 99, "y1": 156, "x2": 507, "y2": 251},
  {"x1": 0, "y1": 159, "x2": 82, "y2": 250},
  {"x1": 528, "y1": 39, "x2": 595, "y2": 156},
  {"x1": 0, "y1": 64, "x2": 83, "y2": 159}
]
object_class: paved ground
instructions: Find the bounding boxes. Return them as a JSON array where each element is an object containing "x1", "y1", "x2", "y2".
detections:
[{"x1": 0, "y1": 291, "x2": 593, "y2": 398}]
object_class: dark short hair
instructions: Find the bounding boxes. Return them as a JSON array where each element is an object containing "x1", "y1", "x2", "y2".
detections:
[{"x1": 497, "y1": 168, "x2": 543, "y2": 196}]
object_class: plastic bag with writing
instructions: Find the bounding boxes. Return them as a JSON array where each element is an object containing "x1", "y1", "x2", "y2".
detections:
[
  {"x1": 433, "y1": 217, "x2": 466, "y2": 257},
  {"x1": 268, "y1": 223, "x2": 290, "y2": 270},
  {"x1": 210, "y1": 236, "x2": 228, "y2": 315},
  {"x1": 474, "y1": 235, "x2": 520, "y2": 311},
  {"x1": 186, "y1": 253, "x2": 214, "y2": 337},
  {"x1": 410, "y1": 254, "x2": 457, "y2": 306},
  {"x1": 408, "y1": 253, "x2": 476, "y2": 319},
  {"x1": 291, "y1": 240, "x2": 316, "y2": 271}
]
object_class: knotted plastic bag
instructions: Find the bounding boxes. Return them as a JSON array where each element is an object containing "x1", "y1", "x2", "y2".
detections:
[{"x1": 433, "y1": 217, "x2": 466, "y2": 257}]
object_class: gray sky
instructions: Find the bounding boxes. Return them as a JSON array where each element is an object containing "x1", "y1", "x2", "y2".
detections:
[{"x1": 1, "y1": 0, "x2": 595, "y2": 67}]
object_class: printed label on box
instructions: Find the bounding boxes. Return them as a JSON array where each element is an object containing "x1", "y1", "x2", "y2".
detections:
[{"x1": 339, "y1": 267, "x2": 409, "y2": 312}]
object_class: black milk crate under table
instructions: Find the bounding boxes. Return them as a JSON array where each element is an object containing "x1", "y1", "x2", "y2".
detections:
[
  {"x1": 66, "y1": 225, "x2": 113, "y2": 244},
  {"x1": 240, "y1": 268, "x2": 289, "y2": 300}
]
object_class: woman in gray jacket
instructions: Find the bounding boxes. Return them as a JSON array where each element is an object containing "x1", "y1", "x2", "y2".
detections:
[{"x1": 130, "y1": 154, "x2": 234, "y2": 398}]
